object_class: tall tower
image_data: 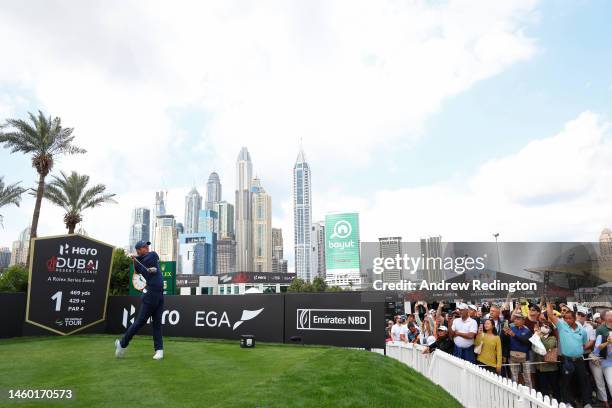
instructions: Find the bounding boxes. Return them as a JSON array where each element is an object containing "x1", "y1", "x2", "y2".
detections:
[
  {"x1": 151, "y1": 191, "x2": 167, "y2": 251},
  {"x1": 272, "y1": 228, "x2": 284, "y2": 273},
  {"x1": 205, "y1": 172, "x2": 222, "y2": 210},
  {"x1": 235, "y1": 147, "x2": 253, "y2": 272},
  {"x1": 129, "y1": 207, "x2": 150, "y2": 250},
  {"x1": 251, "y1": 177, "x2": 272, "y2": 272},
  {"x1": 184, "y1": 187, "x2": 202, "y2": 234},
  {"x1": 293, "y1": 147, "x2": 312, "y2": 281},
  {"x1": 154, "y1": 214, "x2": 177, "y2": 262}
]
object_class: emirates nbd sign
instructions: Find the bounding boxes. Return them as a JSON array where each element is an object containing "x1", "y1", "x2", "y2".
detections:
[{"x1": 325, "y1": 212, "x2": 360, "y2": 270}]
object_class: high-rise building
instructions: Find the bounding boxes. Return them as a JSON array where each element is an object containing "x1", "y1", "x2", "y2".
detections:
[
  {"x1": 205, "y1": 172, "x2": 222, "y2": 210},
  {"x1": 178, "y1": 232, "x2": 216, "y2": 275},
  {"x1": 251, "y1": 178, "x2": 272, "y2": 272},
  {"x1": 600, "y1": 228, "x2": 612, "y2": 260},
  {"x1": 198, "y1": 209, "x2": 219, "y2": 234},
  {"x1": 129, "y1": 207, "x2": 150, "y2": 250},
  {"x1": 235, "y1": 147, "x2": 253, "y2": 272},
  {"x1": 278, "y1": 259, "x2": 288, "y2": 273},
  {"x1": 420, "y1": 236, "x2": 443, "y2": 282},
  {"x1": 213, "y1": 201, "x2": 234, "y2": 239},
  {"x1": 216, "y1": 238, "x2": 236, "y2": 274},
  {"x1": 379, "y1": 237, "x2": 402, "y2": 284},
  {"x1": 10, "y1": 227, "x2": 30, "y2": 266},
  {"x1": 176, "y1": 222, "x2": 184, "y2": 235},
  {"x1": 324, "y1": 212, "x2": 361, "y2": 289},
  {"x1": 311, "y1": 221, "x2": 326, "y2": 279},
  {"x1": 293, "y1": 147, "x2": 312, "y2": 281},
  {"x1": 184, "y1": 188, "x2": 202, "y2": 234},
  {"x1": 151, "y1": 191, "x2": 167, "y2": 251},
  {"x1": 0, "y1": 247, "x2": 11, "y2": 269},
  {"x1": 154, "y1": 214, "x2": 177, "y2": 262},
  {"x1": 272, "y1": 228, "x2": 284, "y2": 273}
]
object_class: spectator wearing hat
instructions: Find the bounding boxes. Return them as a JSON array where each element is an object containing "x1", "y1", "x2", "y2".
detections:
[
  {"x1": 594, "y1": 312, "x2": 602, "y2": 328},
  {"x1": 449, "y1": 303, "x2": 478, "y2": 363},
  {"x1": 474, "y1": 319, "x2": 502, "y2": 374},
  {"x1": 533, "y1": 321, "x2": 560, "y2": 401},
  {"x1": 504, "y1": 313, "x2": 533, "y2": 388},
  {"x1": 424, "y1": 325, "x2": 454, "y2": 355},
  {"x1": 546, "y1": 302, "x2": 592, "y2": 407}
]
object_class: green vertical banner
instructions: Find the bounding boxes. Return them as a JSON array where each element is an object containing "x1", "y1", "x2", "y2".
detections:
[
  {"x1": 325, "y1": 212, "x2": 360, "y2": 271},
  {"x1": 129, "y1": 261, "x2": 176, "y2": 295}
]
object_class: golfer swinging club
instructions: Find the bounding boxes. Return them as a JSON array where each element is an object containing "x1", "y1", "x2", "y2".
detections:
[{"x1": 115, "y1": 240, "x2": 164, "y2": 360}]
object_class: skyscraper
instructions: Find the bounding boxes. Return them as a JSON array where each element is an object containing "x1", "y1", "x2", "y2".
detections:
[
  {"x1": 129, "y1": 207, "x2": 150, "y2": 250},
  {"x1": 0, "y1": 247, "x2": 11, "y2": 269},
  {"x1": 184, "y1": 187, "x2": 202, "y2": 234},
  {"x1": 154, "y1": 214, "x2": 177, "y2": 262},
  {"x1": 293, "y1": 147, "x2": 312, "y2": 281},
  {"x1": 205, "y1": 172, "x2": 222, "y2": 210},
  {"x1": 10, "y1": 227, "x2": 30, "y2": 266},
  {"x1": 235, "y1": 147, "x2": 253, "y2": 272},
  {"x1": 198, "y1": 209, "x2": 219, "y2": 234},
  {"x1": 151, "y1": 191, "x2": 167, "y2": 251},
  {"x1": 272, "y1": 228, "x2": 284, "y2": 273},
  {"x1": 420, "y1": 236, "x2": 443, "y2": 282},
  {"x1": 213, "y1": 201, "x2": 234, "y2": 239},
  {"x1": 311, "y1": 221, "x2": 326, "y2": 279},
  {"x1": 217, "y1": 238, "x2": 237, "y2": 274},
  {"x1": 379, "y1": 237, "x2": 402, "y2": 284},
  {"x1": 251, "y1": 178, "x2": 272, "y2": 272},
  {"x1": 178, "y1": 232, "x2": 216, "y2": 275}
]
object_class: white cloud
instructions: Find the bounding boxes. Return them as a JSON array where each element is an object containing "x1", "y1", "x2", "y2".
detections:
[{"x1": 0, "y1": 1, "x2": 543, "y2": 262}]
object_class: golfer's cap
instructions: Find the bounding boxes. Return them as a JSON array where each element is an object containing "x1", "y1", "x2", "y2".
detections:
[
  {"x1": 468, "y1": 304, "x2": 477, "y2": 311},
  {"x1": 594, "y1": 312, "x2": 601, "y2": 320},
  {"x1": 135, "y1": 240, "x2": 151, "y2": 250},
  {"x1": 457, "y1": 303, "x2": 468, "y2": 310},
  {"x1": 438, "y1": 325, "x2": 448, "y2": 331}
]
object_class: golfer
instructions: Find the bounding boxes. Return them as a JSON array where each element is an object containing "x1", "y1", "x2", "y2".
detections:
[{"x1": 115, "y1": 240, "x2": 164, "y2": 360}]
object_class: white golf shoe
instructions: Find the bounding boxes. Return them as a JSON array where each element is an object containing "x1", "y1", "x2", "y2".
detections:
[
  {"x1": 115, "y1": 339, "x2": 126, "y2": 358},
  {"x1": 153, "y1": 350, "x2": 164, "y2": 360}
]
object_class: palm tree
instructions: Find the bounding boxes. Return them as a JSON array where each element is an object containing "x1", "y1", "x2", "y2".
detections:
[
  {"x1": 0, "y1": 176, "x2": 26, "y2": 228},
  {"x1": 0, "y1": 111, "x2": 86, "y2": 239},
  {"x1": 43, "y1": 171, "x2": 117, "y2": 233}
]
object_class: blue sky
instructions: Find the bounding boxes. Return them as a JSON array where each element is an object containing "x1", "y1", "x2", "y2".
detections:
[{"x1": 1, "y1": 0, "x2": 611, "y2": 267}]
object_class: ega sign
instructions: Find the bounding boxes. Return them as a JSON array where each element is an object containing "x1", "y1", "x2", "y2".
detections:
[{"x1": 26, "y1": 234, "x2": 114, "y2": 335}]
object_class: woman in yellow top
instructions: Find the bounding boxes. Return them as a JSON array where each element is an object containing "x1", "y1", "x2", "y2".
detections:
[{"x1": 474, "y1": 318, "x2": 503, "y2": 374}]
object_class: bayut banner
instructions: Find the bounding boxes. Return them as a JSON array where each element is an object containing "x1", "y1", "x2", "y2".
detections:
[
  {"x1": 325, "y1": 212, "x2": 360, "y2": 271},
  {"x1": 26, "y1": 234, "x2": 114, "y2": 335}
]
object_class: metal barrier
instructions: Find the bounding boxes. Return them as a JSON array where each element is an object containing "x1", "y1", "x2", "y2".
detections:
[{"x1": 386, "y1": 342, "x2": 571, "y2": 408}]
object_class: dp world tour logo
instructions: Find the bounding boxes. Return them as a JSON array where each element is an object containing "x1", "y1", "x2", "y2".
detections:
[{"x1": 330, "y1": 220, "x2": 352, "y2": 239}]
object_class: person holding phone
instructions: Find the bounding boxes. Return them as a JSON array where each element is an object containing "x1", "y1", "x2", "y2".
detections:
[
  {"x1": 474, "y1": 319, "x2": 502, "y2": 374},
  {"x1": 595, "y1": 310, "x2": 612, "y2": 400}
]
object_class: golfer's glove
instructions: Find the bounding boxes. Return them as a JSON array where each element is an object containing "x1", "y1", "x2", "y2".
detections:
[{"x1": 147, "y1": 267, "x2": 157, "y2": 273}]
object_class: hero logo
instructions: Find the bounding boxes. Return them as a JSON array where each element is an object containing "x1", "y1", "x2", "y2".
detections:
[
  {"x1": 47, "y1": 243, "x2": 99, "y2": 272},
  {"x1": 122, "y1": 305, "x2": 180, "y2": 328},
  {"x1": 195, "y1": 308, "x2": 264, "y2": 330}
]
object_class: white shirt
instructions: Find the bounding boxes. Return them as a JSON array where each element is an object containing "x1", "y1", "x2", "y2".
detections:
[
  {"x1": 391, "y1": 324, "x2": 403, "y2": 342},
  {"x1": 451, "y1": 317, "x2": 478, "y2": 348}
]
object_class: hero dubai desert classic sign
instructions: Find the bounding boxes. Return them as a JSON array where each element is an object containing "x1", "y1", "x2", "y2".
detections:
[{"x1": 26, "y1": 234, "x2": 114, "y2": 335}]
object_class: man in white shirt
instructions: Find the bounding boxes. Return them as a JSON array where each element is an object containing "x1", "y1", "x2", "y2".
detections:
[
  {"x1": 449, "y1": 303, "x2": 478, "y2": 363},
  {"x1": 390, "y1": 316, "x2": 404, "y2": 342},
  {"x1": 577, "y1": 308, "x2": 607, "y2": 407}
]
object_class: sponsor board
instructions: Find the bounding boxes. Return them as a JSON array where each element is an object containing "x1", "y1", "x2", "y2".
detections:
[
  {"x1": 296, "y1": 309, "x2": 372, "y2": 332},
  {"x1": 26, "y1": 234, "x2": 114, "y2": 335}
]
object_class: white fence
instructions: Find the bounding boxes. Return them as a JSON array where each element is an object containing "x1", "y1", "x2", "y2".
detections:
[{"x1": 385, "y1": 342, "x2": 570, "y2": 408}]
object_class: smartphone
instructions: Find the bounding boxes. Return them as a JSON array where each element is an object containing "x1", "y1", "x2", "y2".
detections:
[{"x1": 503, "y1": 321, "x2": 509, "y2": 329}]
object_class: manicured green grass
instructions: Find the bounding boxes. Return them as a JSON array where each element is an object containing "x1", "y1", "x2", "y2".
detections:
[{"x1": 0, "y1": 335, "x2": 460, "y2": 408}]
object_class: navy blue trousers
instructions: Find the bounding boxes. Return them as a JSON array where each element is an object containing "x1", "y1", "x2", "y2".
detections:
[
  {"x1": 120, "y1": 294, "x2": 164, "y2": 351},
  {"x1": 454, "y1": 344, "x2": 476, "y2": 364}
]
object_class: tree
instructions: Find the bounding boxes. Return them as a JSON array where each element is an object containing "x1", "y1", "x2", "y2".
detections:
[
  {"x1": 312, "y1": 276, "x2": 327, "y2": 292},
  {"x1": 288, "y1": 277, "x2": 305, "y2": 292},
  {"x1": 0, "y1": 265, "x2": 28, "y2": 292},
  {"x1": 43, "y1": 170, "x2": 116, "y2": 233},
  {"x1": 110, "y1": 248, "x2": 131, "y2": 295},
  {"x1": 0, "y1": 176, "x2": 25, "y2": 228},
  {"x1": 0, "y1": 111, "x2": 85, "y2": 242}
]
